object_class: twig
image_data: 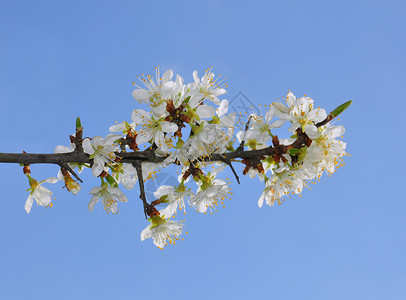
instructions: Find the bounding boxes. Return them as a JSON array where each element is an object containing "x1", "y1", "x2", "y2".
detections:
[
  {"x1": 221, "y1": 158, "x2": 240, "y2": 184},
  {"x1": 59, "y1": 163, "x2": 83, "y2": 183},
  {"x1": 236, "y1": 116, "x2": 252, "y2": 152},
  {"x1": 133, "y1": 161, "x2": 151, "y2": 219}
]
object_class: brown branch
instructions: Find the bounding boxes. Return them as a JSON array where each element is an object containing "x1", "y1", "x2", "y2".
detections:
[
  {"x1": 236, "y1": 116, "x2": 252, "y2": 152},
  {"x1": 133, "y1": 161, "x2": 158, "y2": 219},
  {"x1": 0, "y1": 114, "x2": 332, "y2": 192}
]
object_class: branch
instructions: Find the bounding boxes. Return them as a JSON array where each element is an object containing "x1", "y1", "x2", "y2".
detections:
[{"x1": 133, "y1": 161, "x2": 159, "y2": 219}]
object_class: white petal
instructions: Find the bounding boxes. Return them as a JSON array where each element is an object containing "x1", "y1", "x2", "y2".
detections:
[
  {"x1": 269, "y1": 119, "x2": 285, "y2": 129},
  {"x1": 88, "y1": 194, "x2": 100, "y2": 212},
  {"x1": 141, "y1": 224, "x2": 152, "y2": 241},
  {"x1": 104, "y1": 134, "x2": 122, "y2": 145},
  {"x1": 44, "y1": 177, "x2": 58, "y2": 184},
  {"x1": 151, "y1": 102, "x2": 167, "y2": 116},
  {"x1": 258, "y1": 192, "x2": 265, "y2": 208},
  {"x1": 162, "y1": 69, "x2": 173, "y2": 83},
  {"x1": 159, "y1": 202, "x2": 178, "y2": 218},
  {"x1": 25, "y1": 194, "x2": 33, "y2": 214},
  {"x1": 221, "y1": 113, "x2": 235, "y2": 127},
  {"x1": 132, "y1": 89, "x2": 150, "y2": 102},
  {"x1": 82, "y1": 139, "x2": 94, "y2": 155},
  {"x1": 265, "y1": 107, "x2": 275, "y2": 123},
  {"x1": 154, "y1": 185, "x2": 174, "y2": 199},
  {"x1": 273, "y1": 102, "x2": 290, "y2": 114},
  {"x1": 89, "y1": 187, "x2": 102, "y2": 194},
  {"x1": 91, "y1": 136, "x2": 105, "y2": 147},
  {"x1": 54, "y1": 145, "x2": 71, "y2": 154},
  {"x1": 325, "y1": 125, "x2": 345, "y2": 138},
  {"x1": 136, "y1": 131, "x2": 153, "y2": 145},
  {"x1": 92, "y1": 158, "x2": 105, "y2": 177},
  {"x1": 161, "y1": 121, "x2": 178, "y2": 133},
  {"x1": 131, "y1": 109, "x2": 150, "y2": 124},
  {"x1": 109, "y1": 123, "x2": 126, "y2": 133},
  {"x1": 192, "y1": 70, "x2": 199, "y2": 83},
  {"x1": 161, "y1": 81, "x2": 176, "y2": 99},
  {"x1": 308, "y1": 108, "x2": 327, "y2": 124},
  {"x1": 154, "y1": 131, "x2": 167, "y2": 151},
  {"x1": 286, "y1": 92, "x2": 296, "y2": 108},
  {"x1": 216, "y1": 100, "x2": 229, "y2": 118},
  {"x1": 196, "y1": 105, "x2": 216, "y2": 119},
  {"x1": 304, "y1": 124, "x2": 321, "y2": 139}
]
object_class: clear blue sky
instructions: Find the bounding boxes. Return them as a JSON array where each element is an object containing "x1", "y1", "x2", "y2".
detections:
[{"x1": 0, "y1": 1, "x2": 405, "y2": 299}]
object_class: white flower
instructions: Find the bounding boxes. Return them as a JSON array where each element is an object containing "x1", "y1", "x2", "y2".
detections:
[
  {"x1": 57, "y1": 170, "x2": 81, "y2": 195},
  {"x1": 313, "y1": 124, "x2": 346, "y2": 176},
  {"x1": 189, "y1": 69, "x2": 226, "y2": 107},
  {"x1": 141, "y1": 216, "x2": 184, "y2": 249},
  {"x1": 82, "y1": 134, "x2": 121, "y2": 177},
  {"x1": 161, "y1": 74, "x2": 189, "y2": 108},
  {"x1": 88, "y1": 184, "x2": 127, "y2": 214},
  {"x1": 25, "y1": 176, "x2": 58, "y2": 213},
  {"x1": 132, "y1": 68, "x2": 173, "y2": 117},
  {"x1": 245, "y1": 107, "x2": 285, "y2": 142},
  {"x1": 109, "y1": 121, "x2": 136, "y2": 135},
  {"x1": 110, "y1": 163, "x2": 138, "y2": 190},
  {"x1": 300, "y1": 144, "x2": 324, "y2": 180},
  {"x1": 190, "y1": 178, "x2": 229, "y2": 213},
  {"x1": 258, "y1": 183, "x2": 278, "y2": 208},
  {"x1": 154, "y1": 182, "x2": 194, "y2": 217},
  {"x1": 283, "y1": 92, "x2": 327, "y2": 139},
  {"x1": 131, "y1": 109, "x2": 177, "y2": 152},
  {"x1": 189, "y1": 167, "x2": 229, "y2": 213},
  {"x1": 259, "y1": 164, "x2": 307, "y2": 207}
]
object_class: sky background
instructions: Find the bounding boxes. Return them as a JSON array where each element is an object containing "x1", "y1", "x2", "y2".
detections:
[{"x1": 0, "y1": 0, "x2": 405, "y2": 299}]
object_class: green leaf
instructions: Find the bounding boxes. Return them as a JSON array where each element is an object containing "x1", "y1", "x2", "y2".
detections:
[
  {"x1": 159, "y1": 195, "x2": 169, "y2": 203},
  {"x1": 289, "y1": 148, "x2": 301, "y2": 155},
  {"x1": 76, "y1": 117, "x2": 82, "y2": 129},
  {"x1": 330, "y1": 100, "x2": 352, "y2": 117},
  {"x1": 106, "y1": 174, "x2": 118, "y2": 187},
  {"x1": 176, "y1": 138, "x2": 185, "y2": 149}
]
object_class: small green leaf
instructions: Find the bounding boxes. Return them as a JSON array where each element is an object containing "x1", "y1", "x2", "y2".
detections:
[
  {"x1": 176, "y1": 138, "x2": 185, "y2": 149},
  {"x1": 159, "y1": 195, "x2": 169, "y2": 203},
  {"x1": 330, "y1": 100, "x2": 352, "y2": 117},
  {"x1": 106, "y1": 174, "x2": 118, "y2": 187},
  {"x1": 76, "y1": 117, "x2": 82, "y2": 129},
  {"x1": 289, "y1": 148, "x2": 301, "y2": 155}
]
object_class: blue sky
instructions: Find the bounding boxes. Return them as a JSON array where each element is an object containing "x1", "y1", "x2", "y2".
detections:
[{"x1": 0, "y1": 0, "x2": 405, "y2": 299}]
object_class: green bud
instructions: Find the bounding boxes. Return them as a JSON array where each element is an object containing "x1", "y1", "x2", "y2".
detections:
[
  {"x1": 76, "y1": 117, "x2": 82, "y2": 129},
  {"x1": 330, "y1": 100, "x2": 352, "y2": 117}
]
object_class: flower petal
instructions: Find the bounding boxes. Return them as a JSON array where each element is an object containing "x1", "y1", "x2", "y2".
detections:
[
  {"x1": 216, "y1": 100, "x2": 229, "y2": 118},
  {"x1": 131, "y1": 109, "x2": 150, "y2": 124},
  {"x1": 161, "y1": 121, "x2": 178, "y2": 133},
  {"x1": 82, "y1": 139, "x2": 94, "y2": 155},
  {"x1": 132, "y1": 88, "x2": 150, "y2": 102},
  {"x1": 25, "y1": 194, "x2": 33, "y2": 214},
  {"x1": 196, "y1": 105, "x2": 216, "y2": 119}
]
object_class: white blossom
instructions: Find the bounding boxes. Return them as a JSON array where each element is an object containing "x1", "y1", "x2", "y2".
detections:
[
  {"x1": 25, "y1": 176, "x2": 58, "y2": 213},
  {"x1": 88, "y1": 184, "x2": 127, "y2": 214},
  {"x1": 82, "y1": 134, "x2": 121, "y2": 177},
  {"x1": 141, "y1": 216, "x2": 184, "y2": 249},
  {"x1": 189, "y1": 69, "x2": 226, "y2": 107}
]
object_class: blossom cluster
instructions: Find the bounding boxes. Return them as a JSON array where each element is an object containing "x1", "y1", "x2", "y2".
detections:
[{"x1": 22, "y1": 67, "x2": 350, "y2": 249}]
